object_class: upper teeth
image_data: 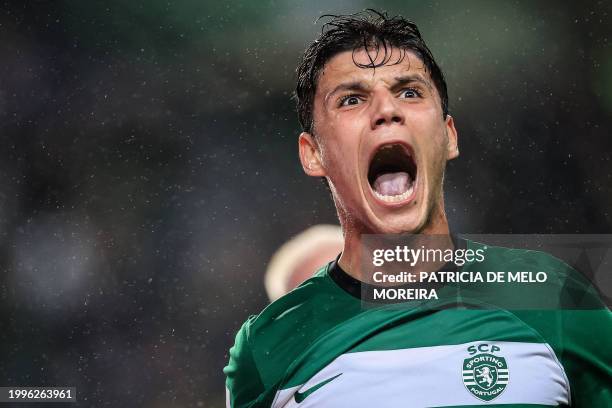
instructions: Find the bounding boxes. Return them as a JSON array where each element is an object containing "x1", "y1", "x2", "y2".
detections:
[
  {"x1": 374, "y1": 183, "x2": 414, "y2": 202},
  {"x1": 380, "y1": 144, "x2": 410, "y2": 155}
]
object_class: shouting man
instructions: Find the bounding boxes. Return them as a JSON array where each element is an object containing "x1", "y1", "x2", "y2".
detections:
[{"x1": 224, "y1": 10, "x2": 611, "y2": 407}]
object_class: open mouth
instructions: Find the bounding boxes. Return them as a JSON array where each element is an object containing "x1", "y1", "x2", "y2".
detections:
[{"x1": 367, "y1": 143, "x2": 417, "y2": 203}]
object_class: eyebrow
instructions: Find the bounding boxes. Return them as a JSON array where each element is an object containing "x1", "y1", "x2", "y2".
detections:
[
  {"x1": 324, "y1": 74, "x2": 434, "y2": 106},
  {"x1": 392, "y1": 74, "x2": 434, "y2": 91},
  {"x1": 324, "y1": 81, "x2": 370, "y2": 106}
]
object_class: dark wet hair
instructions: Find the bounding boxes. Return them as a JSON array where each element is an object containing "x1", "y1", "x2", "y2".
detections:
[{"x1": 295, "y1": 9, "x2": 448, "y2": 134}]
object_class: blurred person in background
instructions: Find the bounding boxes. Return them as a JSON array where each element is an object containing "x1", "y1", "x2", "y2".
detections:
[{"x1": 264, "y1": 224, "x2": 343, "y2": 302}]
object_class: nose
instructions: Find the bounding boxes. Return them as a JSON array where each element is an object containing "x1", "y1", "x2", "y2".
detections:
[{"x1": 370, "y1": 91, "x2": 405, "y2": 129}]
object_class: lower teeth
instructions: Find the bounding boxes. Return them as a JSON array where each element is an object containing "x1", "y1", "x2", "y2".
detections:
[{"x1": 374, "y1": 184, "x2": 414, "y2": 202}]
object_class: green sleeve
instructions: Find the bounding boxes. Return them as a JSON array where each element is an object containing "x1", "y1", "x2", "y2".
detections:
[
  {"x1": 561, "y1": 308, "x2": 612, "y2": 407},
  {"x1": 510, "y1": 255, "x2": 612, "y2": 407},
  {"x1": 557, "y1": 259, "x2": 612, "y2": 407},
  {"x1": 224, "y1": 316, "x2": 266, "y2": 408}
]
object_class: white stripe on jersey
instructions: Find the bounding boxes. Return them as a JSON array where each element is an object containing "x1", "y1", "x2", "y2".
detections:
[{"x1": 272, "y1": 341, "x2": 570, "y2": 408}]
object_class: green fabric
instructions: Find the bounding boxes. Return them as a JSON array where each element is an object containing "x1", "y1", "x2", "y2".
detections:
[
  {"x1": 224, "y1": 243, "x2": 612, "y2": 407},
  {"x1": 223, "y1": 316, "x2": 266, "y2": 408}
]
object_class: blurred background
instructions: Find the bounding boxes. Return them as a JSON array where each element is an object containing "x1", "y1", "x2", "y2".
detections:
[{"x1": 0, "y1": 0, "x2": 610, "y2": 406}]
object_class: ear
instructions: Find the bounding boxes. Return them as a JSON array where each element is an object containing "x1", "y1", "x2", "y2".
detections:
[
  {"x1": 445, "y1": 115, "x2": 459, "y2": 160},
  {"x1": 298, "y1": 132, "x2": 326, "y2": 177}
]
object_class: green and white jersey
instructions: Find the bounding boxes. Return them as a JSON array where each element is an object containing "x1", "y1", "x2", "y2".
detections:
[{"x1": 224, "y1": 242, "x2": 612, "y2": 407}]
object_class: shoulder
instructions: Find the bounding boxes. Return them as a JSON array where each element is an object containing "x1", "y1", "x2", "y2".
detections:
[
  {"x1": 467, "y1": 239, "x2": 573, "y2": 271},
  {"x1": 465, "y1": 240, "x2": 605, "y2": 308},
  {"x1": 225, "y1": 262, "x2": 359, "y2": 405},
  {"x1": 246, "y1": 263, "x2": 359, "y2": 378},
  {"x1": 247, "y1": 264, "x2": 337, "y2": 339},
  {"x1": 464, "y1": 241, "x2": 612, "y2": 403}
]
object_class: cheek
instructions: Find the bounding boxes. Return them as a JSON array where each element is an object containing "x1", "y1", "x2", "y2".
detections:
[
  {"x1": 326, "y1": 106, "x2": 368, "y2": 136},
  {"x1": 417, "y1": 125, "x2": 449, "y2": 176},
  {"x1": 326, "y1": 153, "x2": 355, "y2": 188},
  {"x1": 423, "y1": 143, "x2": 447, "y2": 175},
  {"x1": 321, "y1": 143, "x2": 363, "y2": 202},
  {"x1": 320, "y1": 132, "x2": 360, "y2": 176}
]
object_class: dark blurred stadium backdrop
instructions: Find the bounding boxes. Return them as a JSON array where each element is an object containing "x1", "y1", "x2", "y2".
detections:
[{"x1": 0, "y1": 1, "x2": 610, "y2": 406}]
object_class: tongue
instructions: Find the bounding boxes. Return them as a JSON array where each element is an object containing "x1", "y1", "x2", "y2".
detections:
[{"x1": 373, "y1": 172, "x2": 411, "y2": 196}]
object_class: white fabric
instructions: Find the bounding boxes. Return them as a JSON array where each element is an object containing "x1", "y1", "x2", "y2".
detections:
[{"x1": 272, "y1": 341, "x2": 570, "y2": 408}]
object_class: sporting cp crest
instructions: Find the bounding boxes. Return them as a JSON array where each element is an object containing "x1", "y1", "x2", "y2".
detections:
[{"x1": 462, "y1": 351, "x2": 509, "y2": 402}]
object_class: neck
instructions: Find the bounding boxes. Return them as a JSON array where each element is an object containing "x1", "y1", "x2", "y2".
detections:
[{"x1": 338, "y1": 203, "x2": 452, "y2": 282}]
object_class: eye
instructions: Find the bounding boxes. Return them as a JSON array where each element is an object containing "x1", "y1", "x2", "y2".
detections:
[
  {"x1": 339, "y1": 94, "x2": 363, "y2": 107},
  {"x1": 399, "y1": 88, "x2": 421, "y2": 99}
]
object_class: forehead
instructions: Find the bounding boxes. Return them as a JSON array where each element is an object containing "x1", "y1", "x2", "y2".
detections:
[{"x1": 316, "y1": 47, "x2": 431, "y2": 93}]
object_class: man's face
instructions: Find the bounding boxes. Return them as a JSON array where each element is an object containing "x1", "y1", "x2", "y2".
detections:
[{"x1": 299, "y1": 47, "x2": 458, "y2": 235}]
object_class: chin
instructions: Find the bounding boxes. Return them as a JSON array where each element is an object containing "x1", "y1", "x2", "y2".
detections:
[
  {"x1": 364, "y1": 207, "x2": 427, "y2": 235},
  {"x1": 382, "y1": 219, "x2": 425, "y2": 235}
]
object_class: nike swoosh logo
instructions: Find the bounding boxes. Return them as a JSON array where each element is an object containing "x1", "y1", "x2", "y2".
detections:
[{"x1": 294, "y1": 373, "x2": 342, "y2": 403}]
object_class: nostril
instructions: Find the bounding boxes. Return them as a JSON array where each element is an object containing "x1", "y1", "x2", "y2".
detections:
[{"x1": 375, "y1": 115, "x2": 403, "y2": 127}]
